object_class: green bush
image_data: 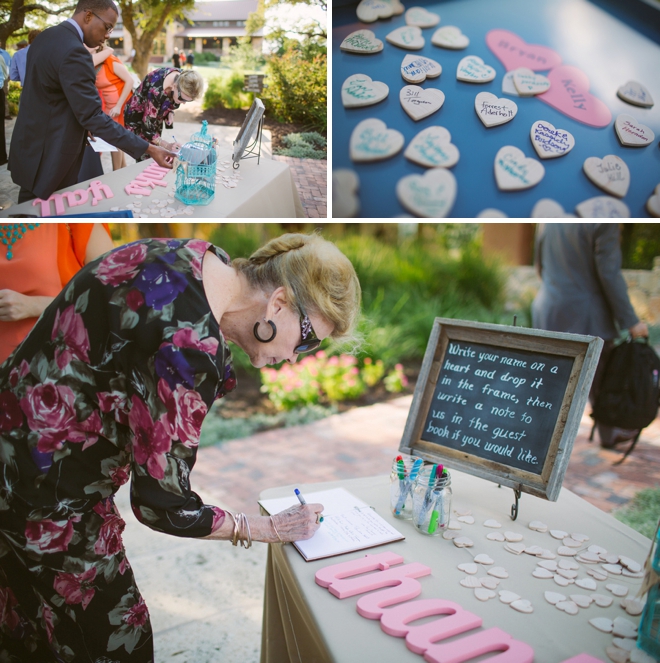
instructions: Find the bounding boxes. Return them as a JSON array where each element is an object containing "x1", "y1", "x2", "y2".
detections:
[
  {"x1": 262, "y1": 44, "x2": 326, "y2": 132},
  {"x1": 275, "y1": 132, "x2": 327, "y2": 159},
  {"x1": 614, "y1": 487, "x2": 660, "y2": 539},
  {"x1": 7, "y1": 81, "x2": 21, "y2": 116},
  {"x1": 194, "y1": 51, "x2": 220, "y2": 65},
  {"x1": 203, "y1": 71, "x2": 253, "y2": 110}
]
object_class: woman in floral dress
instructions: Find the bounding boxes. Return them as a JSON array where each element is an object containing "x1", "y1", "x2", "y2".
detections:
[
  {"x1": 0, "y1": 234, "x2": 361, "y2": 661},
  {"x1": 123, "y1": 68, "x2": 204, "y2": 160}
]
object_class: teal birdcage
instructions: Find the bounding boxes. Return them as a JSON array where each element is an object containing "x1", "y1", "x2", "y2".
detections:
[
  {"x1": 175, "y1": 121, "x2": 217, "y2": 205},
  {"x1": 638, "y1": 522, "x2": 660, "y2": 659}
]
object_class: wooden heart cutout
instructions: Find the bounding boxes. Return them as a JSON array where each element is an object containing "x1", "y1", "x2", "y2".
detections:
[
  {"x1": 647, "y1": 184, "x2": 660, "y2": 218},
  {"x1": 575, "y1": 197, "x2": 630, "y2": 218},
  {"x1": 583, "y1": 155, "x2": 630, "y2": 197},
  {"x1": 341, "y1": 74, "x2": 389, "y2": 108},
  {"x1": 340, "y1": 29, "x2": 384, "y2": 54},
  {"x1": 356, "y1": 0, "x2": 393, "y2": 22},
  {"x1": 457, "y1": 56, "x2": 496, "y2": 83},
  {"x1": 475, "y1": 92, "x2": 517, "y2": 127},
  {"x1": 614, "y1": 114, "x2": 655, "y2": 147},
  {"x1": 386, "y1": 26, "x2": 425, "y2": 50},
  {"x1": 538, "y1": 65, "x2": 611, "y2": 128},
  {"x1": 350, "y1": 118, "x2": 404, "y2": 162},
  {"x1": 404, "y1": 126, "x2": 459, "y2": 168},
  {"x1": 501, "y1": 71, "x2": 521, "y2": 97},
  {"x1": 617, "y1": 80, "x2": 654, "y2": 108},
  {"x1": 494, "y1": 146, "x2": 544, "y2": 190},
  {"x1": 396, "y1": 168, "x2": 457, "y2": 217},
  {"x1": 531, "y1": 199, "x2": 574, "y2": 218},
  {"x1": 530, "y1": 121, "x2": 575, "y2": 159},
  {"x1": 513, "y1": 68, "x2": 551, "y2": 96},
  {"x1": 486, "y1": 29, "x2": 562, "y2": 72},
  {"x1": 431, "y1": 25, "x2": 469, "y2": 49},
  {"x1": 332, "y1": 169, "x2": 360, "y2": 218},
  {"x1": 401, "y1": 54, "x2": 442, "y2": 84},
  {"x1": 405, "y1": 6, "x2": 440, "y2": 27},
  {"x1": 400, "y1": 85, "x2": 445, "y2": 121}
]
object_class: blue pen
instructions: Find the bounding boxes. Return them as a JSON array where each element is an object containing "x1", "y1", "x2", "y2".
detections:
[
  {"x1": 294, "y1": 488, "x2": 306, "y2": 505},
  {"x1": 395, "y1": 458, "x2": 423, "y2": 515}
]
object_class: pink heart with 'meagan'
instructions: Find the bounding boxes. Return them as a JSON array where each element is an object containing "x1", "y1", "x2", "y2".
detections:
[
  {"x1": 538, "y1": 65, "x2": 612, "y2": 128},
  {"x1": 486, "y1": 30, "x2": 562, "y2": 72}
]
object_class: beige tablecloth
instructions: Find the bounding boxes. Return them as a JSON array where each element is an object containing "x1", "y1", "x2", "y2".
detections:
[
  {"x1": 260, "y1": 473, "x2": 651, "y2": 663},
  {"x1": 1, "y1": 152, "x2": 304, "y2": 219}
]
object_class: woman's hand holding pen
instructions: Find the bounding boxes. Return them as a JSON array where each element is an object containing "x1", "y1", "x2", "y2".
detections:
[{"x1": 270, "y1": 503, "x2": 324, "y2": 542}]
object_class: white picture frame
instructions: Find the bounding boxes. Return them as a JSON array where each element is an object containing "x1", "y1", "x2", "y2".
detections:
[{"x1": 232, "y1": 98, "x2": 265, "y2": 164}]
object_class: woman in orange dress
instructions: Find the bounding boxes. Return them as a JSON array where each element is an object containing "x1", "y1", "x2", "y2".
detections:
[
  {"x1": 89, "y1": 45, "x2": 135, "y2": 170},
  {"x1": 0, "y1": 223, "x2": 113, "y2": 363}
]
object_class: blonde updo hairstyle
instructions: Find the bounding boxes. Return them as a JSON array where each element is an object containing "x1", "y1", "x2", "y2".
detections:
[{"x1": 233, "y1": 233, "x2": 362, "y2": 346}]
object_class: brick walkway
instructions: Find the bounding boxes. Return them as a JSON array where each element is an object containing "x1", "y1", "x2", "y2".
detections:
[
  {"x1": 194, "y1": 395, "x2": 660, "y2": 522},
  {"x1": 272, "y1": 155, "x2": 327, "y2": 218}
]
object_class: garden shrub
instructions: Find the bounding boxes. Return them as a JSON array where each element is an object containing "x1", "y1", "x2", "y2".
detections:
[
  {"x1": 203, "y1": 71, "x2": 253, "y2": 110},
  {"x1": 275, "y1": 132, "x2": 327, "y2": 159},
  {"x1": 194, "y1": 51, "x2": 220, "y2": 65},
  {"x1": 7, "y1": 81, "x2": 21, "y2": 116},
  {"x1": 262, "y1": 43, "x2": 326, "y2": 132}
]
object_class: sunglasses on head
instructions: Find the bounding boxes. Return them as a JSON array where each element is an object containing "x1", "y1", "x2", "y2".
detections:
[{"x1": 294, "y1": 308, "x2": 321, "y2": 354}]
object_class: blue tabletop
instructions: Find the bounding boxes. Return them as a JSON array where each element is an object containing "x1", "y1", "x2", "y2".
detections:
[{"x1": 332, "y1": 0, "x2": 660, "y2": 218}]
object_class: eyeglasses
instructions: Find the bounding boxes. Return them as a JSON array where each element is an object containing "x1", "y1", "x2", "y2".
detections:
[
  {"x1": 88, "y1": 10, "x2": 114, "y2": 34},
  {"x1": 294, "y1": 308, "x2": 321, "y2": 355}
]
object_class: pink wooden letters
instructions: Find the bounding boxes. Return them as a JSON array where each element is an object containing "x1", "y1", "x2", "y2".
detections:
[
  {"x1": 356, "y1": 577, "x2": 424, "y2": 620},
  {"x1": 31, "y1": 181, "x2": 111, "y2": 216}
]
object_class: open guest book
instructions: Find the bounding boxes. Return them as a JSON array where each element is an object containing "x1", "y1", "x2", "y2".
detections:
[{"x1": 258, "y1": 487, "x2": 405, "y2": 562}]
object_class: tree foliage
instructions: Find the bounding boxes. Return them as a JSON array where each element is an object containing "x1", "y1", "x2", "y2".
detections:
[
  {"x1": 245, "y1": 0, "x2": 325, "y2": 47},
  {"x1": 0, "y1": 0, "x2": 74, "y2": 48},
  {"x1": 117, "y1": 0, "x2": 194, "y2": 80}
]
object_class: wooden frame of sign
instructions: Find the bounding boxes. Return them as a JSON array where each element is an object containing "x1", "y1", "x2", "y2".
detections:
[{"x1": 399, "y1": 318, "x2": 603, "y2": 502}]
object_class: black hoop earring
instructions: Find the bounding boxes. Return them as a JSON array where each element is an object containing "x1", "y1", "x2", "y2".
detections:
[{"x1": 253, "y1": 320, "x2": 277, "y2": 343}]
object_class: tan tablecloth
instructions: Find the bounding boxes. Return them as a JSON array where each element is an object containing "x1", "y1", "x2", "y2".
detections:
[
  {"x1": 260, "y1": 473, "x2": 652, "y2": 663},
  {"x1": 1, "y1": 152, "x2": 304, "y2": 219}
]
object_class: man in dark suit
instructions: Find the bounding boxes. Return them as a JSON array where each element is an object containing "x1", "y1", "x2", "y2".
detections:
[
  {"x1": 532, "y1": 223, "x2": 648, "y2": 447},
  {"x1": 8, "y1": 0, "x2": 175, "y2": 202}
]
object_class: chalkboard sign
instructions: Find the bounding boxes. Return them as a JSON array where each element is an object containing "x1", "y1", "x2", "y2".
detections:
[{"x1": 400, "y1": 319, "x2": 603, "y2": 502}]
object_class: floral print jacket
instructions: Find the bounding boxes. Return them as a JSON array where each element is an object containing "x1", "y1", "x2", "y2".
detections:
[
  {"x1": 0, "y1": 238, "x2": 236, "y2": 539},
  {"x1": 123, "y1": 67, "x2": 181, "y2": 146}
]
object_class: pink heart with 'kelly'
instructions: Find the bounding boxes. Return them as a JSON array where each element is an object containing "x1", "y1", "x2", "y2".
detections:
[
  {"x1": 486, "y1": 30, "x2": 562, "y2": 72},
  {"x1": 538, "y1": 65, "x2": 612, "y2": 128}
]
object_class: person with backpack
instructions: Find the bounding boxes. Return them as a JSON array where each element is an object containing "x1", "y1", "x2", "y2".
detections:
[{"x1": 532, "y1": 223, "x2": 649, "y2": 449}]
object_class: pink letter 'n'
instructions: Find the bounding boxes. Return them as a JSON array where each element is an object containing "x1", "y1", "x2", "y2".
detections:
[{"x1": 424, "y1": 627, "x2": 534, "y2": 663}]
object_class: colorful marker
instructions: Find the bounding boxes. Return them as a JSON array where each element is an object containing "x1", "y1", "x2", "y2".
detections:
[{"x1": 294, "y1": 488, "x2": 306, "y2": 505}]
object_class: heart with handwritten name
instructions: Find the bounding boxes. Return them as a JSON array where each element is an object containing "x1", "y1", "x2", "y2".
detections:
[
  {"x1": 350, "y1": 118, "x2": 404, "y2": 162},
  {"x1": 405, "y1": 6, "x2": 440, "y2": 27},
  {"x1": 396, "y1": 168, "x2": 457, "y2": 217},
  {"x1": 583, "y1": 155, "x2": 630, "y2": 198},
  {"x1": 340, "y1": 29, "x2": 383, "y2": 54},
  {"x1": 341, "y1": 74, "x2": 389, "y2": 108},
  {"x1": 431, "y1": 26, "x2": 469, "y2": 49},
  {"x1": 530, "y1": 121, "x2": 575, "y2": 159},
  {"x1": 531, "y1": 199, "x2": 575, "y2": 218},
  {"x1": 356, "y1": 0, "x2": 397, "y2": 22},
  {"x1": 475, "y1": 92, "x2": 517, "y2": 127},
  {"x1": 513, "y1": 68, "x2": 550, "y2": 96},
  {"x1": 647, "y1": 185, "x2": 660, "y2": 218},
  {"x1": 538, "y1": 65, "x2": 611, "y2": 128},
  {"x1": 617, "y1": 80, "x2": 654, "y2": 108},
  {"x1": 576, "y1": 196, "x2": 630, "y2": 218},
  {"x1": 494, "y1": 145, "x2": 544, "y2": 191},
  {"x1": 486, "y1": 29, "x2": 562, "y2": 72},
  {"x1": 400, "y1": 85, "x2": 445, "y2": 121},
  {"x1": 614, "y1": 114, "x2": 655, "y2": 147},
  {"x1": 401, "y1": 54, "x2": 442, "y2": 84},
  {"x1": 386, "y1": 26, "x2": 425, "y2": 50},
  {"x1": 332, "y1": 169, "x2": 360, "y2": 218},
  {"x1": 404, "y1": 126, "x2": 459, "y2": 168},
  {"x1": 457, "y1": 56, "x2": 496, "y2": 83}
]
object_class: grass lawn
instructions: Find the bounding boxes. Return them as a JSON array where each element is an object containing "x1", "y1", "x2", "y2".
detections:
[{"x1": 614, "y1": 487, "x2": 660, "y2": 540}]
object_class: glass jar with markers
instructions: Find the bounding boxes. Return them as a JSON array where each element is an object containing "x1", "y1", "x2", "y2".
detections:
[
  {"x1": 412, "y1": 465, "x2": 452, "y2": 536},
  {"x1": 389, "y1": 454, "x2": 424, "y2": 519}
]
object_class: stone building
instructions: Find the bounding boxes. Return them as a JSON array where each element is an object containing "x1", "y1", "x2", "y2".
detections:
[{"x1": 108, "y1": 0, "x2": 263, "y2": 61}]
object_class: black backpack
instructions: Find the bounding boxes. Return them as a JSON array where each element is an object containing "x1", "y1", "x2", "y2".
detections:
[{"x1": 592, "y1": 336, "x2": 660, "y2": 461}]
